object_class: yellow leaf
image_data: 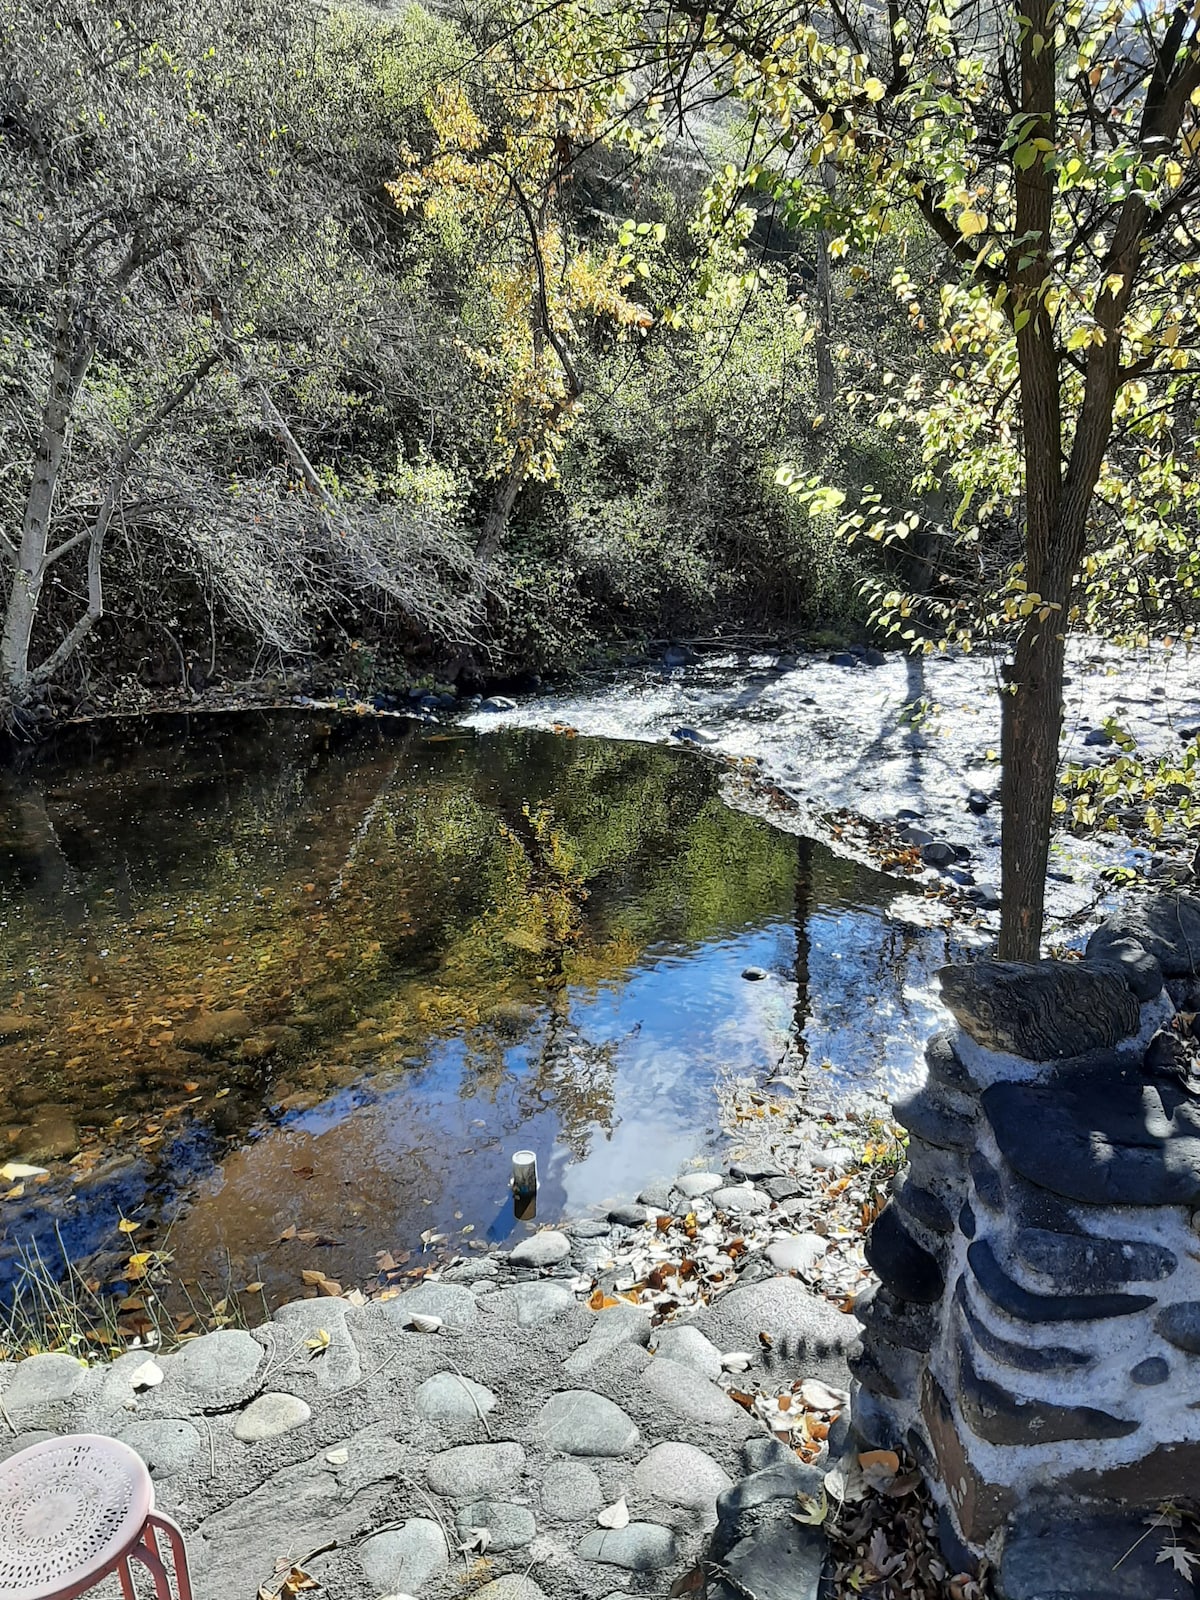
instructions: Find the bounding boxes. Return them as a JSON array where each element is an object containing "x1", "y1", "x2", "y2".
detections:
[
  {"x1": 117, "y1": 1217, "x2": 140, "y2": 1234},
  {"x1": 957, "y1": 209, "x2": 988, "y2": 237},
  {"x1": 863, "y1": 77, "x2": 886, "y2": 101},
  {"x1": 305, "y1": 1328, "x2": 332, "y2": 1353}
]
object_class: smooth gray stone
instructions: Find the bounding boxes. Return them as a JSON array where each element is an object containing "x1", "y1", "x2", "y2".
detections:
[
  {"x1": 233, "y1": 1392, "x2": 311, "y2": 1442},
  {"x1": 510, "y1": 1231, "x2": 570, "y2": 1268},
  {"x1": 426, "y1": 1442, "x2": 526, "y2": 1498},
  {"x1": 568, "y1": 1219, "x2": 613, "y2": 1239},
  {"x1": 728, "y1": 1160, "x2": 783, "y2": 1181},
  {"x1": 1088, "y1": 937, "x2": 1165, "y2": 1001},
  {"x1": 578, "y1": 1523, "x2": 678, "y2": 1570},
  {"x1": 454, "y1": 1500, "x2": 536, "y2": 1551},
  {"x1": 652, "y1": 1325, "x2": 723, "y2": 1381},
  {"x1": 690, "y1": 1275, "x2": 857, "y2": 1389},
  {"x1": 539, "y1": 1460, "x2": 602, "y2": 1520},
  {"x1": 3, "y1": 1353, "x2": 87, "y2": 1417},
  {"x1": 167, "y1": 1330, "x2": 264, "y2": 1402},
  {"x1": 633, "y1": 1442, "x2": 731, "y2": 1512},
  {"x1": 761, "y1": 1174, "x2": 805, "y2": 1202},
  {"x1": 640, "y1": 1359, "x2": 746, "y2": 1425},
  {"x1": 563, "y1": 1302, "x2": 651, "y2": 1377},
  {"x1": 715, "y1": 1451, "x2": 824, "y2": 1545},
  {"x1": 1155, "y1": 1301, "x2": 1200, "y2": 1354},
  {"x1": 940, "y1": 958, "x2": 1142, "y2": 1058},
  {"x1": 767, "y1": 1234, "x2": 827, "y2": 1276},
  {"x1": 537, "y1": 1391, "x2": 639, "y2": 1456},
  {"x1": 608, "y1": 1204, "x2": 650, "y2": 1227},
  {"x1": 711, "y1": 1185, "x2": 770, "y2": 1214},
  {"x1": 272, "y1": 1297, "x2": 361, "y2": 1388},
  {"x1": 384, "y1": 1281, "x2": 478, "y2": 1328},
  {"x1": 674, "y1": 1172, "x2": 723, "y2": 1199},
  {"x1": 358, "y1": 1519, "x2": 447, "y2": 1594},
  {"x1": 508, "y1": 1281, "x2": 576, "y2": 1326},
  {"x1": 118, "y1": 1419, "x2": 201, "y2": 1479},
  {"x1": 637, "y1": 1179, "x2": 675, "y2": 1210},
  {"x1": 415, "y1": 1372, "x2": 497, "y2": 1424},
  {"x1": 718, "y1": 1519, "x2": 826, "y2": 1600}
]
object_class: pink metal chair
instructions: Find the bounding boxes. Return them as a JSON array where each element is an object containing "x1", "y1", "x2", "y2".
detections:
[{"x1": 0, "y1": 1434, "x2": 194, "y2": 1600}]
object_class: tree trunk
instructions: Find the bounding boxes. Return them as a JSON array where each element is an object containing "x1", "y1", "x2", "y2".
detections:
[
  {"x1": 999, "y1": 0, "x2": 1061, "y2": 961},
  {"x1": 998, "y1": 614, "x2": 1066, "y2": 960},
  {"x1": 1, "y1": 328, "x2": 87, "y2": 702},
  {"x1": 812, "y1": 162, "x2": 837, "y2": 426}
]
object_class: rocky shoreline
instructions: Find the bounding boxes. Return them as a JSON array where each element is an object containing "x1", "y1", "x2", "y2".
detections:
[{"x1": 0, "y1": 1125, "x2": 877, "y2": 1600}]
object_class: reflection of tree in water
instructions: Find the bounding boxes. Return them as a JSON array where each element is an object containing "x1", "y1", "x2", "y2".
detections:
[{"x1": 0, "y1": 717, "x2": 802, "y2": 1183}]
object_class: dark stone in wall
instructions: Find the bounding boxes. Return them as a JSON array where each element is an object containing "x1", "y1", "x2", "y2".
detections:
[
  {"x1": 968, "y1": 1149, "x2": 1005, "y2": 1213},
  {"x1": 1154, "y1": 1300, "x2": 1200, "y2": 1354},
  {"x1": 967, "y1": 1239, "x2": 1156, "y2": 1323},
  {"x1": 1086, "y1": 892, "x2": 1200, "y2": 978},
  {"x1": 920, "y1": 1371, "x2": 1017, "y2": 1547},
  {"x1": 894, "y1": 1087, "x2": 977, "y2": 1152},
  {"x1": 938, "y1": 960, "x2": 1142, "y2": 1060},
  {"x1": 856, "y1": 1283, "x2": 937, "y2": 1353},
  {"x1": 983, "y1": 1073, "x2": 1200, "y2": 1207},
  {"x1": 847, "y1": 1336, "x2": 912, "y2": 1399},
  {"x1": 891, "y1": 1172, "x2": 953, "y2": 1235},
  {"x1": 1001, "y1": 1514, "x2": 1197, "y2": 1600},
  {"x1": 957, "y1": 1340, "x2": 1138, "y2": 1446},
  {"x1": 925, "y1": 1030, "x2": 980, "y2": 1093},
  {"x1": 1129, "y1": 1356, "x2": 1169, "y2": 1386},
  {"x1": 865, "y1": 1203, "x2": 946, "y2": 1304},
  {"x1": 1063, "y1": 1438, "x2": 1200, "y2": 1509},
  {"x1": 1086, "y1": 936, "x2": 1165, "y2": 1001},
  {"x1": 1013, "y1": 1227, "x2": 1177, "y2": 1291},
  {"x1": 954, "y1": 1277, "x2": 1093, "y2": 1374},
  {"x1": 959, "y1": 1202, "x2": 977, "y2": 1239}
]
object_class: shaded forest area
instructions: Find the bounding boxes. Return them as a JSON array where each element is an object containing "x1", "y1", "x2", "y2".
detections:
[{"x1": 1, "y1": 0, "x2": 917, "y2": 725}]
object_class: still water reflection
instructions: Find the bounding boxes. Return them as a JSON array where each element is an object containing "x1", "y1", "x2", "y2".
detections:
[{"x1": 0, "y1": 714, "x2": 946, "y2": 1300}]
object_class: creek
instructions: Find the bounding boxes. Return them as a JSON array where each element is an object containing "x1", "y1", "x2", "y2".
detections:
[{"x1": 0, "y1": 708, "x2": 961, "y2": 1311}]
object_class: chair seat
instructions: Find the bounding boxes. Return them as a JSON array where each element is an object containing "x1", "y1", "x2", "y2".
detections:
[{"x1": 0, "y1": 1435, "x2": 154, "y2": 1600}]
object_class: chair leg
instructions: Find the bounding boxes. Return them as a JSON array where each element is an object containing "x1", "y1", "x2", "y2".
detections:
[
  {"x1": 129, "y1": 1523, "x2": 178, "y2": 1600},
  {"x1": 118, "y1": 1556, "x2": 138, "y2": 1600},
  {"x1": 148, "y1": 1511, "x2": 196, "y2": 1600}
]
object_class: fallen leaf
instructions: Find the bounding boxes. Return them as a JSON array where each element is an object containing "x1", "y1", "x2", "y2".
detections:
[
  {"x1": 720, "y1": 1351, "x2": 754, "y2": 1373},
  {"x1": 458, "y1": 1526, "x2": 491, "y2": 1555},
  {"x1": 117, "y1": 1216, "x2": 140, "y2": 1234},
  {"x1": 669, "y1": 1565, "x2": 708, "y2": 1597},
  {"x1": 791, "y1": 1487, "x2": 829, "y2": 1527},
  {"x1": 325, "y1": 1447, "x2": 349, "y2": 1466},
  {"x1": 0, "y1": 1162, "x2": 47, "y2": 1182},
  {"x1": 405, "y1": 1313, "x2": 443, "y2": 1333},
  {"x1": 305, "y1": 1329, "x2": 331, "y2": 1354},
  {"x1": 130, "y1": 1359, "x2": 163, "y2": 1391},
  {"x1": 597, "y1": 1496, "x2": 630, "y2": 1530}
]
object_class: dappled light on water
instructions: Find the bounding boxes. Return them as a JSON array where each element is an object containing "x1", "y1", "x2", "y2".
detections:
[{"x1": 0, "y1": 714, "x2": 951, "y2": 1309}]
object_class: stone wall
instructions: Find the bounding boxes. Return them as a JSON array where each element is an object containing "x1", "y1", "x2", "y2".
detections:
[{"x1": 853, "y1": 892, "x2": 1200, "y2": 1581}]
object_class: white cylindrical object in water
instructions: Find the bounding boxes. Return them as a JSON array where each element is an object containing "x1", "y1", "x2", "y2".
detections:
[{"x1": 512, "y1": 1150, "x2": 538, "y2": 1199}]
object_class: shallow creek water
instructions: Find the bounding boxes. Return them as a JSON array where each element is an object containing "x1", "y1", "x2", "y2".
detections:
[{"x1": 0, "y1": 712, "x2": 957, "y2": 1304}]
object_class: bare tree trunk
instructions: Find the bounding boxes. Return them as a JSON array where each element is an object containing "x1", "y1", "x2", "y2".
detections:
[{"x1": 1, "y1": 306, "x2": 93, "y2": 704}]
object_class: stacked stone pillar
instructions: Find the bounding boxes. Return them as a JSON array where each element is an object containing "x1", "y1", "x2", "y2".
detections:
[{"x1": 853, "y1": 893, "x2": 1200, "y2": 1578}]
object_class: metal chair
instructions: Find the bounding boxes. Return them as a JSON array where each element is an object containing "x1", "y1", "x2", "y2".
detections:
[{"x1": 0, "y1": 1434, "x2": 194, "y2": 1600}]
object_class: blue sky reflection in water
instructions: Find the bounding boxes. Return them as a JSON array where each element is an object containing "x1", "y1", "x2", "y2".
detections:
[{"x1": 0, "y1": 713, "x2": 953, "y2": 1298}]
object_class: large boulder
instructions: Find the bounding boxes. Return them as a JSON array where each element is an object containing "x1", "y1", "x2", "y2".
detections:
[{"x1": 938, "y1": 960, "x2": 1141, "y2": 1060}]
